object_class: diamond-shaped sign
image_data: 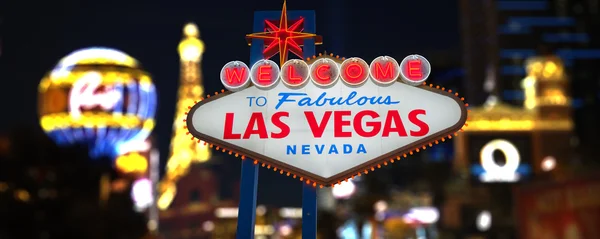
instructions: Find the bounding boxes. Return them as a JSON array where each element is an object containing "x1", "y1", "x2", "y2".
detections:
[{"x1": 187, "y1": 56, "x2": 467, "y2": 186}]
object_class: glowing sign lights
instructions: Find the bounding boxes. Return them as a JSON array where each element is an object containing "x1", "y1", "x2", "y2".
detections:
[
  {"x1": 188, "y1": 54, "x2": 466, "y2": 186},
  {"x1": 471, "y1": 139, "x2": 531, "y2": 183},
  {"x1": 38, "y1": 47, "x2": 157, "y2": 158},
  {"x1": 220, "y1": 55, "x2": 432, "y2": 92},
  {"x1": 69, "y1": 72, "x2": 122, "y2": 119}
]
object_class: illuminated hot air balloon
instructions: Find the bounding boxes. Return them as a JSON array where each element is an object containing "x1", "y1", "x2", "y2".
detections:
[{"x1": 38, "y1": 47, "x2": 157, "y2": 158}]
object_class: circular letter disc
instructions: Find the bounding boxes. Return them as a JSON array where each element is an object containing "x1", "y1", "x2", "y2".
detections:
[
  {"x1": 220, "y1": 61, "x2": 251, "y2": 92},
  {"x1": 399, "y1": 54, "x2": 431, "y2": 86},
  {"x1": 309, "y1": 58, "x2": 340, "y2": 87},
  {"x1": 250, "y1": 59, "x2": 280, "y2": 89}
]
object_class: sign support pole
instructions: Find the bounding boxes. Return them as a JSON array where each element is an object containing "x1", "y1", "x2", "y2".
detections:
[
  {"x1": 300, "y1": 15, "x2": 317, "y2": 239},
  {"x1": 235, "y1": 159, "x2": 259, "y2": 239},
  {"x1": 302, "y1": 183, "x2": 318, "y2": 239},
  {"x1": 236, "y1": 9, "x2": 318, "y2": 239}
]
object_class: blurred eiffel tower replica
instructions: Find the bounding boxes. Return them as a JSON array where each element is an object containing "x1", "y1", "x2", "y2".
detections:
[{"x1": 157, "y1": 23, "x2": 212, "y2": 210}]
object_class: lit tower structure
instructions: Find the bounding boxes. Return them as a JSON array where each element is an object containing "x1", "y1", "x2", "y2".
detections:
[{"x1": 158, "y1": 23, "x2": 211, "y2": 210}]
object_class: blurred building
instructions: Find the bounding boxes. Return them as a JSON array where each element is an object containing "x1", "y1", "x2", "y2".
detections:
[
  {"x1": 159, "y1": 163, "x2": 237, "y2": 239},
  {"x1": 159, "y1": 160, "x2": 301, "y2": 238},
  {"x1": 459, "y1": 0, "x2": 600, "y2": 148},
  {"x1": 447, "y1": 56, "x2": 576, "y2": 238},
  {"x1": 515, "y1": 174, "x2": 600, "y2": 239}
]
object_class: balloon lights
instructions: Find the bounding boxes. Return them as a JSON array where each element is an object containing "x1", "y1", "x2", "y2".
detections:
[{"x1": 38, "y1": 47, "x2": 157, "y2": 158}]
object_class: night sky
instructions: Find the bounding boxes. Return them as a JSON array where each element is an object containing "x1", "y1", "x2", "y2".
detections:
[{"x1": 0, "y1": 0, "x2": 459, "y2": 205}]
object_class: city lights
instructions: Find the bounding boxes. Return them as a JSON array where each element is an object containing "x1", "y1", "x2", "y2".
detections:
[
  {"x1": 131, "y1": 178, "x2": 153, "y2": 211},
  {"x1": 159, "y1": 23, "x2": 212, "y2": 210},
  {"x1": 479, "y1": 139, "x2": 521, "y2": 182},
  {"x1": 38, "y1": 47, "x2": 157, "y2": 158},
  {"x1": 219, "y1": 55, "x2": 432, "y2": 92},
  {"x1": 278, "y1": 207, "x2": 303, "y2": 218},
  {"x1": 332, "y1": 180, "x2": 356, "y2": 199},
  {"x1": 402, "y1": 207, "x2": 440, "y2": 225},
  {"x1": 541, "y1": 156, "x2": 557, "y2": 172},
  {"x1": 476, "y1": 210, "x2": 492, "y2": 231}
]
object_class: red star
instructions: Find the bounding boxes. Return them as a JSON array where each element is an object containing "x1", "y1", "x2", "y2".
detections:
[{"x1": 246, "y1": 1, "x2": 323, "y2": 66}]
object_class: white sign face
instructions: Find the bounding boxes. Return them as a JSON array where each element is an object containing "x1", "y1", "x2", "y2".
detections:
[{"x1": 188, "y1": 56, "x2": 467, "y2": 185}]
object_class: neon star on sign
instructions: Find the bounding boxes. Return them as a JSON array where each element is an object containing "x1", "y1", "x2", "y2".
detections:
[{"x1": 187, "y1": 54, "x2": 467, "y2": 186}]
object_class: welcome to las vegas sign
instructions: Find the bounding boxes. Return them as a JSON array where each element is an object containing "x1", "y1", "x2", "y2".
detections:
[{"x1": 186, "y1": 54, "x2": 468, "y2": 186}]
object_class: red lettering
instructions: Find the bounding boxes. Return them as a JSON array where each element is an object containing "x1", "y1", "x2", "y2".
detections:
[
  {"x1": 258, "y1": 65, "x2": 272, "y2": 82},
  {"x1": 407, "y1": 60, "x2": 422, "y2": 79},
  {"x1": 287, "y1": 65, "x2": 302, "y2": 82},
  {"x1": 315, "y1": 64, "x2": 330, "y2": 82},
  {"x1": 225, "y1": 67, "x2": 247, "y2": 84},
  {"x1": 374, "y1": 61, "x2": 393, "y2": 79},
  {"x1": 344, "y1": 63, "x2": 363, "y2": 81},
  {"x1": 334, "y1": 111, "x2": 352, "y2": 137},
  {"x1": 382, "y1": 110, "x2": 408, "y2": 137},
  {"x1": 242, "y1": 112, "x2": 268, "y2": 139},
  {"x1": 223, "y1": 113, "x2": 241, "y2": 139},
  {"x1": 271, "y1": 112, "x2": 290, "y2": 139},
  {"x1": 304, "y1": 111, "x2": 332, "y2": 138},
  {"x1": 353, "y1": 110, "x2": 381, "y2": 137},
  {"x1": 408, "y1": 109, "x2": 429, "y2": 136}
]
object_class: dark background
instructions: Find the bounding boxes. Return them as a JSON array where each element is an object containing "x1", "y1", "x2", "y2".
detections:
[{"x1": 0, "y1": 0, "x2": 461, "y2": 205}]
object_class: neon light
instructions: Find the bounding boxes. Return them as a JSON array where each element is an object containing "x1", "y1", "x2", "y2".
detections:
[
  {"x1": 309, "y1": 58, "x2": 339, "y2": 87},
  {"x1": 316, "y1": 64, "x2": 330, "y2": 82},
  {"x1": 250, "y1": 59, "x2": 279, "y2": 88},
  {"x1": 281, "y1": 59, "x2": 310, "y2": 87},
  {"x1": 369, "y1": 56, "x2": 401, "y2": 85},
  {"x1": 345, "y1": 63, "x2": 363, "y2": 79},
  {"x1": 407, "y1": 60, "x2": 422, "y2": 79},
  {"x1": 245, "y1": 1, "x2": 322, "y2": 66},
  {"x1": 220, "y1": 61, "x2": 251, "y2": 91},
  {"x1": 69, "y1": 72, "x2": 122, "y2": 119},
  {"x1": 341, "y1": 58, "x2": 369, "y2": 85},
  {"x1": 288, "y1": 65, "x2": 302, "y2": 82},
  {"x1": 226, "y1": 67, "x2": 247, "y2": 83},
  {"x1": 375, "y1": 62, "x2": 393, "y2": 78},
  {"x1": 258, "y1": 65, "x2": 272, "y2": 82},
  {"x1": 399, "y1": 54, "x2": 431, "y2": 85},
  {"x1": 479, "y1": 139, "x2": 521, "y2": 182}
]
